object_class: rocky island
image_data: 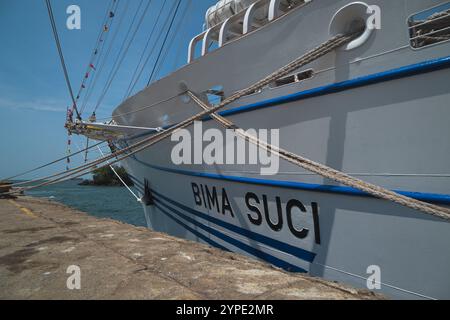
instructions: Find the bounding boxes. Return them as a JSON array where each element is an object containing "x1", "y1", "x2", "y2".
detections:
[{"x1": 79, "y1": 166, "x2": 134, "y2": 187}]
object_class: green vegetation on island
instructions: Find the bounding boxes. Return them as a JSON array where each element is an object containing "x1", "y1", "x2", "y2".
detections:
[{"x1": 79, "y1": 166, "x2": 134, "y2": 187}]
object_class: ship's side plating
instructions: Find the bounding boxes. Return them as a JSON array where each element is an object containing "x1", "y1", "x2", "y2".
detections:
[{"x1": 113, "y1": 0, "x2": 450, "y2": 299}]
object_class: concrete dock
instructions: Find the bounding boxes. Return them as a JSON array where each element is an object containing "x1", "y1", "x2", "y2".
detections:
[{"x1": 0, "y1": 197, "x2": 381, "y2": 300}]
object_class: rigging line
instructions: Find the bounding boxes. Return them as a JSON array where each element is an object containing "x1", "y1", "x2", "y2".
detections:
[
  {"x1": 187, "y1": 90, "x2": 450, "y2": 221},
  {"x1": 125, "y1": 0, "x2": 180, "y2": 97},
  {"x1": 16, "y1": 30, "x2": 446, "y2": 222},
  {"x1": 5, "y1": 32, "x2": 359, "y2": 193},
  {"x1": 44, "y1": 0, "x2": 80, "y2": 120},
  {"x1": 67, "y1": 1, "x2": 118, "y2": 169},
  {"x1": 79, "y1": 24, "x2": 116, "y2": 116},
  {"x1": 89, "y1": 0, "x2": 115, "y2": 59},
  {"x1": 73, "y1": 139, "x2": 140, "y2": 201},
  {"x1": 122, "y1": 0, "x2": 168, "y2": 101},
  {"x1": 147, "y1": 0, "x2": 183, "y2": 86},
  {"x1": 76, "y1": 0, "x2": 117, "y2": 107},
  {"x1": 3, "y1": 2, "x2": 151, "y2": 188},
  {"x1": 171, "y1": 4, "x2": 194, "y2": 72},
  {"x1": 96, "y1": 146, "x2": 141, "y2": 201},
  {"x1": 91, "y1": 0, "x2": 145, "y2": 113},
  {"x1": 82, "y1": 0, "x2": 115, "y2": 72},
  {"x1": 93, "y1": 0, "x2": 153, "y2": 114},
  {"x1": 95, "y1": 92, "x2": 184, "y2": 122},
  {"x1": 152, "y1": 0, "x2": 192, "y2": 83},
  {"x1": 80, "y1": 0, "x2": 126, "y2": 113},
  {"x1": 1, "y1": 141, "x2": 106, "y2": 182},
  {"x1": 80, "y1": 0, "x2": 131, "y2": 115},
  {"x1": 78, "y1": 0, "x2": 121, "y2": 115},
  {"x1": 84, "y1": 138, "x2": 90, "y2": 163}
]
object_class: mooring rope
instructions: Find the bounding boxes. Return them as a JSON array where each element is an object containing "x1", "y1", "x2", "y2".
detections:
[
  {"x1": 186, "y1": 91, "x2": 450, "y2": 221},
  {"x1": 5, "y1": 32, "x2": 362, "y2": 193},
  {"x1": 0, "y1": 141, "x2": 106, "y2": 184},
  {"x1": 5, "y1": 32, "x2": 365, "y2": 197},
  {"x1": 54, "y1": 33, "x2": 362, "y2": 181}
]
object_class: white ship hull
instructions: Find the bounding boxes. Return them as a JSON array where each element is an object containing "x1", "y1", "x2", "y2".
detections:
[{"x1": 108, "y1": 0, "x2": 450, "y2": 299}]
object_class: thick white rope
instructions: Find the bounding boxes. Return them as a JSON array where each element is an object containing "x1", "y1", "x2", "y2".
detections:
[
  {"x1": 187, "y1": 91, "x2": 450, "y2": 221},
  {"x1": 6, "y1": 32, "x2": 370, "y2": 201}
]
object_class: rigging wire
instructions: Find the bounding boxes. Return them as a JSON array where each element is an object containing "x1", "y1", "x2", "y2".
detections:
[
  {"x1": 4, "y1": 0, "x2": 182, "y2": 182},
  {"x1": 90, "y1": 0, "x2": 145, "y2": 114},
  {"x1": 96, "y1": 146, "x2": 141, "y2": 201},
  {"x1": 80, "y1": 0, "x2": 131, "y2": 115},
  {"x1": 7, "y1": 9, "x2": 450, "y2": 221},
  {"x1": 45, "y1": 0, "x2": 80, "y2": 119},
  {"x1": 66, "y1": 130, "x2": 72, "y2": 171},
  {"x1": 84, "y1": 137, "x2": 90, "y2": 162},
  {"x1": 152, "y1": 0, "x2": 192, "y2": 83},
  {"x1": 122, "y1": 0, "x2": 168, "y2": 101},
  {"x1": 1, "y1": 141, "x2": 105, "y2": 182},
  {"x1": 78, "y1": 2, "x2": 120, "y2": 115},
  {"x1": 76, "y1": 0, "x2": 118, "y2": 116},
  {"x1": 170, "y1": 7, "x2": 194, "y2": 72},
  {"x1": 95, "y1": 92, "x2": 183, "y2": 122},
  {"x1": 73, "y1": 139, "x2": 140, "y2": 201},
  {"x1": 147, "y1": 0, "x2": 183, "y2": 86},
  {"x1": 3, "y1": 32, "x2": 363, "y2": 192},
  {"x1": 10, "y1": 31, "x2": 450, "y2": 221},
  {"x1": 124, "y1": 0, "x2": 180, "y2": 98},
  {"x1": 19, "y1": 0, "x2": 200, "y2": 185},
  {"x1": 92, "y1": 0, "x2": 153, "y2": 115}
]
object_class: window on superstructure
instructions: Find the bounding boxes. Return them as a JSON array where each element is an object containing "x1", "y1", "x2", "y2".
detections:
[
  {"x1": 270, "y1": 69, "x2": 314, "y2": 88},
  {"x1": 206, "y1": 85, "x2": 225, "y2": 106},
  {"x1": 409, "y1": 3, "x2": 450, "y2": 49}
]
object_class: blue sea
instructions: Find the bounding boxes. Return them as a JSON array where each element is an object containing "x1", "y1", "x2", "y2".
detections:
[{"x1": 26, "y1": 180, "x2": 146, "y2": 227}]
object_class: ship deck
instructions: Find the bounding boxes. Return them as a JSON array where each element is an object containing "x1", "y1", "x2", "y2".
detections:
[{"x1": 0, "y1": 196, "x2": 382, "y2": 300}]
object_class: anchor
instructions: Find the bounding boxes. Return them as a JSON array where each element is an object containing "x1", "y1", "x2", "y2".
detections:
[{"x1": 141, "y1": 179, "x2": 154, "y2": 206}]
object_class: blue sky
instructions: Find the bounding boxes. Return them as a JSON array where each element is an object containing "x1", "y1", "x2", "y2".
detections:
[{"x1": 0, "y1": 0, "x2": 216, "y2": 179}]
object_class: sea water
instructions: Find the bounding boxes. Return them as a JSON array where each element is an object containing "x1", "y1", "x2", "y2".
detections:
[{"x1": 26, "y1": 179, "x2": 146, "y2": 227}]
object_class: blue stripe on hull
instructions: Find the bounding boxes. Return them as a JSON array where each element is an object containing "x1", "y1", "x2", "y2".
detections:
[
  {"x1": 154, "y1": 205, "x2": 230, "y2": 252},
  {"x1": 131, "y1": 161, "x2": 450, "y2": 205},
  {"x1": 123, "y1": 55, "x2": 450, "y2": 141},
  {"x1": 212, "y1": 55, "x2": 450, "y2": 119},
  {"x1": 154, "y1": 200, "x2": 307, "y2": 273},
  {"x1": 152, "y1": 189, "x2": 316, "y2": 263},
  {"x1": 123, "y1": 56, "x2": 450, "y2": 205},
  {"x1": 131, "y1": 177, "x2": 313, "y2": 271}
]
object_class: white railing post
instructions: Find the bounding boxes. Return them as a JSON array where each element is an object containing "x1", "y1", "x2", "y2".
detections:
[
  {"x1": 202, "y1": 28, "x2": 214, "y2": 56},
  {"x1": 219, "y1": 17, "x2": 232, "y2": 47},
  {"x1": 243, "y1": 3, "x2": 258, "y2": 34},
  {"x1": 188, "y1": 33, "x2": 206, "y2": 63},
  {"x1": 268, "y1": 0, "x2": 281, "y2": 21},
  {"x1": 188, "y1": 37, "x2": 197, "y2": 63}
]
